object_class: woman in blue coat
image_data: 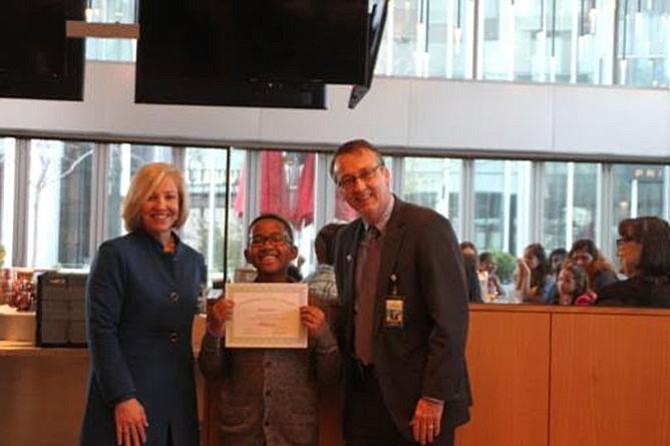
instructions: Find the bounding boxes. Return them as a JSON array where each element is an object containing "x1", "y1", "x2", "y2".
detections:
[{"x1": 80, "y1": 163, "x2": 206, "y2": 446}]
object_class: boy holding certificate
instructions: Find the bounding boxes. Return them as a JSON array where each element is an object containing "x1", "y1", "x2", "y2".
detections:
[{"x1": 198, "y1": 214, "x2": 340, "y2": 446}]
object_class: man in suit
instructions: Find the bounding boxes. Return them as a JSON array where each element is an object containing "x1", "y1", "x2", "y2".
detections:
[{"x1": 330, "y1": 139, "x2": 471, "y2": 446}]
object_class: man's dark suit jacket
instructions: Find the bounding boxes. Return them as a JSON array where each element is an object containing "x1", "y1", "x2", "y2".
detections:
[{"x1": 333, "y1": 197, "x2": 472, "y2": 441}]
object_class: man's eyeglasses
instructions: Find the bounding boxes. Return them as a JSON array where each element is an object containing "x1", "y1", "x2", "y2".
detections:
[
  {"x1": 249, "y1": 233, "x2": 291, "y2": 247},
  {"x1": 337, "y1": 164, "x2": 382, "y2": 190}
]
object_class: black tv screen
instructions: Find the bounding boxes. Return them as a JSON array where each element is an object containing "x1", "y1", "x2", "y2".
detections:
[
  {"x1": 349, "y1": 0, "x2": 389, "y2": 109},
  {"x1": 135, "y1": 0, "x2": 369, "y2": 108},
  {"x1": 0, "y1": 0, "x2": 85, "y2": 101}
]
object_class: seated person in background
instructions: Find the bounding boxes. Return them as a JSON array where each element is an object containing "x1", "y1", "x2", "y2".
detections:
[
  {"x1": 460, "y1": 241, "x2": 484, "y2": 303},
  {"x1": 304, "y1": 222, "x2": 345, "y2": 315},
  {"x1": 478, "y1": 252, "x2": 506, "y2": 298},
  {"x1": 598, "y1": 216, "x2": 670, "y2": 308},
  {"x1": 555, "y1": 261, "x2": 597, "y2": 306},
  {"x1": 548, "y1": 248, "x2": 568, "y2": 282},
  {"x1": 198, "y1": 213, "x2": 340, "y2": 446},
  {"x1": 568, "y1": 239, "x2": 618, "y2": 294},
  {"x1": 515, "y1": 243, "x2": 555, "y2": 304}
]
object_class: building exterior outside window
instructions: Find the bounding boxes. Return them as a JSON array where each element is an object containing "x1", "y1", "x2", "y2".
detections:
[
  {"x1": 0, "y1": 138, "x2": 15, "y2": 266},
  {"x1": 542, "y1": 161, "x2": 599, "y2": 252},
  {"x1": 401, "y1": 157, "x2": 462, "y2": 237},
  {"x1": 27, "y1": 140, "x2": 93, "y2": 268}
]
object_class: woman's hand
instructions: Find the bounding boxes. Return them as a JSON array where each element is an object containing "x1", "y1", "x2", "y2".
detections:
[
  {"x1": 515, "y1": 258, "x2": 530, "y2": 286},
  {"x1": 557, "y1": 293, "x2": 572, "y2": 306},
  {"x1": 114, "y1": 398, "x2": 149, "y2": 446},
  {"x1": 207, "y1": 297, "x2": 233, "y2": 337},
  {"x1": 300, "y1": 305, "x2": 327, "y2": 338}
]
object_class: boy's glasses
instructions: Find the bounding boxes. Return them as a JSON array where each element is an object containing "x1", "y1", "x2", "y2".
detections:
[
  {"x1": 249, "y1": 233, "x2": 291, "y2": 247},
  {"x1": 337, "y1": 164, "x2": 382, "y2": 190}
]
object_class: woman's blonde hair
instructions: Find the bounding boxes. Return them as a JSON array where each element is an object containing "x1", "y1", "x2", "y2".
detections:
[{"x1": 121, "y1": 162, "x2": 189, "y2": 232}]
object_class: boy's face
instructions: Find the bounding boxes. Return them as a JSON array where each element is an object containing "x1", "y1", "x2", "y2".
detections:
[{"x1": 244, "y1": 218, "x2": 297, "y2": 278}]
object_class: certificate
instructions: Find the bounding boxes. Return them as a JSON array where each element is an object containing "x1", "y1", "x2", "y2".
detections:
[{"x1": 224, "y1": 282, "x2": 308, "y2": 348}]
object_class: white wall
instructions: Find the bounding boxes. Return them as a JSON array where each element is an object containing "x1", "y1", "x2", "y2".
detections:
[{"x1": 0, "y1": 61, "x2": 669, "y2": 160}]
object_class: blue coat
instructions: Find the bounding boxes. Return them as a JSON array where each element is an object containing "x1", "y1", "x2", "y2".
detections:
[{"x1": 80, "y1": 230, "x2": 205, "y2": 446}]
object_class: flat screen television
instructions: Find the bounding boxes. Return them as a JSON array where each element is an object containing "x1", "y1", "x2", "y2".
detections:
[
  {"x1": 349, "y1": 0, "x2": 389, "y2": 109},
  {"x1": 0, "y1": 0, "x2": 85, "y2": 101},
  {"x1": 135, "y1": 0, "x2": 369, "y2": 109}
]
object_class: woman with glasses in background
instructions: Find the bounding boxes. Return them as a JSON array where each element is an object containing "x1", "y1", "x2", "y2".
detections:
[{"x1": 598, "y1": 216, "x2": 670, "y2": 307}]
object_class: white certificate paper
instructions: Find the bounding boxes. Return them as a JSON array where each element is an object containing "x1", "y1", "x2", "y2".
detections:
[{"x1": 224, "y1": 282, "x2": 308, "y2": 348}]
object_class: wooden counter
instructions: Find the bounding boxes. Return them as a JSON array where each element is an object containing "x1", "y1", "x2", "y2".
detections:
[
  {"x1": 0, "y1": 342, "x2": 88, "y2": 446},
  {"x1": 3, "y1": 306, "x2": 670, "y2": 446},
  {"x1": 456, "y1": 304, "x2": 670, "y2": 446},
  {"x1": 0, "y1": 316, "x2": 207, "y2": 446}
]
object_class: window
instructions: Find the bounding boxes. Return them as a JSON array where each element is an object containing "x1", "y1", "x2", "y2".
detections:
[
  {"x1": 0, "y1": 138, "x2": 15, "y2": 266},
  {"x1": 27, "y1": 140, "x2": 94, "y2": 268},
  {"x1": 617, "y1": 0, "x2": 670, "y2": 87},
  {"x1": 105, "y1": 144, "x2": 172, "y2": 240},
  {"x1": 182, "y1": 147, "x2": 228, "y2": 283},
  {"x1": 542, "y1": 162, "x2": 600, "y2": 252},
  {"x1": 611, "y1": 163, "x2": 667, "y2": 221},
  {"x1": 607, "y1": 163, "x2": 667, "y2": 259},
  {"x1": 3, "y1": 136, "x2": 670, "y2": 310},
  {"x1": 401, "y1": 157, "x2": 462, "y2": 236},
  {"x1": 85, "y1": 0, "x2": 137, "y2": 62},
  {"x1": 473, "y1": 159, "x2": 531, "y2": 255}
]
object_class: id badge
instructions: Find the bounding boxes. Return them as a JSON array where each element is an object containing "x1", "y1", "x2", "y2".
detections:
[{"x1": 385, "y1": 296, "x2": 405, "y2": 328}]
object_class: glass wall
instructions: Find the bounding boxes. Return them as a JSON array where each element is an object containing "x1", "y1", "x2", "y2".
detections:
[
  {"x1": 105, "y1": 144, "x2": 172, "y2": 240},
  {"x1": 85, "y1": 0, "x2": 137, "y2": 61},
  {"x1": 3, "y1": 136, "x2": 670, "y2": 296},
  {"x1": 27, "y1": 140, "x2": 94, "y2": 268},
  {"x1": 473, "y1": 159, "x2": 531, "y2": 254},
  {"x1": 183, "y1": 148, "x2": 228, "y2": 283},
  {"x1": 476, "y1": 0, "x2": 618, "y2": 83},
  {"x1": 0, "y1": 138, "x2": 15, "y2": 266},
  {"x1": 226, "y1": 149, "x2": 247, "y2": 282},
  {"x1": 610, "y1": 163, "x2": 668, "y2": 253},
  {"x1": 376, "y1": 0, "x2": 475, "y2": 78},
  {"x1": 542, "y1": 161, "x2": 600, "y2": 252},
  {"x1": 617, "y1": 0, "x2": 670, "y2": 87},
  {"x1": 401, "y1": 156, "x2": 463, "y2": 236}
]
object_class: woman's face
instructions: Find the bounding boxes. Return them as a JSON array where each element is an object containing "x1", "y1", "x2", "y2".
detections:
[
  {"x1": 550, "y1": 253, "x2": 565, "y2": 273},
  {"x1": 523, "y1": 249, "x2": 540, "y2": 270},
  {"x1": 570, "y1": 249, "x2": 593, "y2": 268},
  {"x1": 481, "y1": 259, "x2": 497, "y2": 274},
  {"x1": 461, "y1": 247, "x2": 476, "y2": 258},
  {"x1": 617, "y1": 238, "x2": 642, "y2": 276},
  {"x1": 140, "y1": 177, "x2": 179, "y2": 240},
  {"x1": 558, "y1": 268, "x2": 576, "y2": 295}
]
